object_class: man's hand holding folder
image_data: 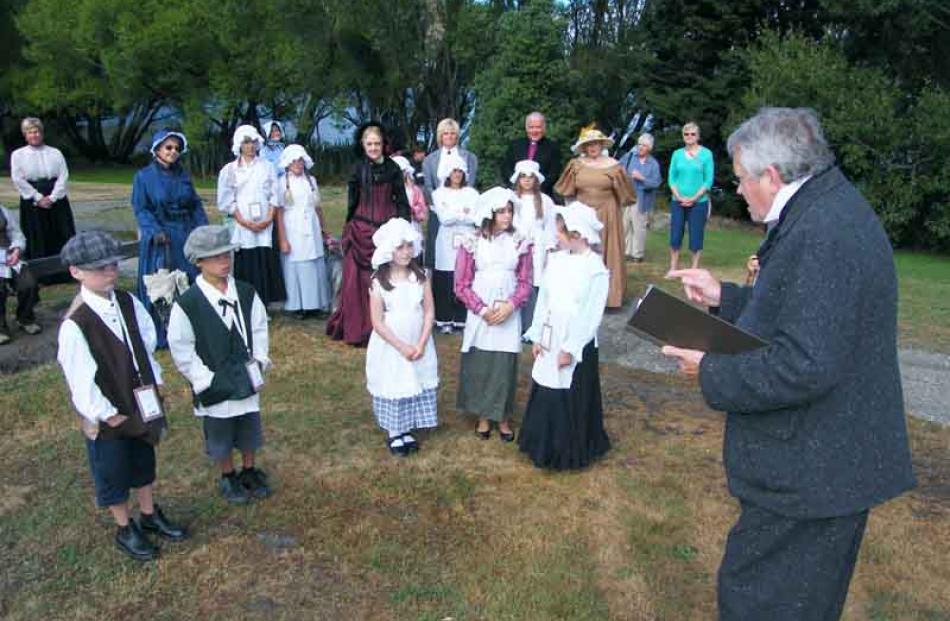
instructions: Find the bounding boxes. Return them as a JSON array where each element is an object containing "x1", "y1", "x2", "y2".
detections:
[{"x1": 657, "y1": 269, "x2": 727, "y2": 376}]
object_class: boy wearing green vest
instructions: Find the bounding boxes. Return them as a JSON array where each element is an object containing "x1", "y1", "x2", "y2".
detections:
[{"x1": 167, "y1": 225, "x2": 272, "y2": 504}]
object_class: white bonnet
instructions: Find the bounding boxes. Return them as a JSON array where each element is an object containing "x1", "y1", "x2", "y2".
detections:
[
  {"x1": 262, "y1": 120, "x2": 284, "y2": 140},
  {"x1": 390, "y1": 155, "x2": 413, "y2": 175},
  {"x1": 437, "y1": 152, "x2": 468, "y2": 184},
  {"x1": 509, "y1": 159, "x2": 545, "y2": 186},
  {"x1": 278, "y1": 144, "x2": 314, "y2": 170},
  {"x1": 231, "y1": 125, "x2": 264, "y2": 157},
  {"x1": 475, "y1": 186, "x2": 515, "y2": 224},
  {"x1": 555, "y1": 201, "x2": 603, "y2": 245},
  {"x1": 371, "y1": 218, "x2": 423, "y2": 269}
]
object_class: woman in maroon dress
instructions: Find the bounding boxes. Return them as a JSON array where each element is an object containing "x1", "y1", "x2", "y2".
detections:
[{"x1": 327, "y1": 123, "x2": 411, "y2": 346}]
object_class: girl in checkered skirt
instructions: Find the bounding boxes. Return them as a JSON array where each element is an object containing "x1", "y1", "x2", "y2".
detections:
[{"x1": 366, "y1": 218, "x2": 439, "y2": 456}]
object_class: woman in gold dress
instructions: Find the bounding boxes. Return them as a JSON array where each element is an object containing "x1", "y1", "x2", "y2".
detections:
[{"x1": 554, "y1": 126, "x2": 636, "y2": 309}]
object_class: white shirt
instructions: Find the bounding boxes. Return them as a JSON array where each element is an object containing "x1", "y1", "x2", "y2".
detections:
[
  {"x1": 525, "y1": 249, "x2": 609, "y2": 388},
  {"x1": 435, "y1": 147, "x2": 459, "y2": 184},
  {"x1": 216, "y1": 157, "x2": 279, "y2": 249},
  {"x1": 277, "y1": 173, "x2": 323, "y2": 261},
  {"x1": 10, "y1": 145, "x2": 70, "y2": 201},
  {"x1": 57, "y1": 287, "x2": 163, "y2": 427},
  {"x1": 763, "y1": 176, "x2": 811, "y2": 226},
  {"x1": 167, "y1": 275, "x2": 270, "y2": 419},
  {"x1": 431, "y1": 186, "x2": 479, "y2": 271}
]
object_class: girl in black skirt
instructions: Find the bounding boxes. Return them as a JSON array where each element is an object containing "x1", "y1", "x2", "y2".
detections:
[{"x1": 518, "y1": 201, "x2": 611, "y2": 470}]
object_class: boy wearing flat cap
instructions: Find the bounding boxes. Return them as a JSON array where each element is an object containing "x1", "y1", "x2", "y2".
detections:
[
  {"x1": 167, "y1": 225, "x2": 272, "y2": 504},
  {"x1": 57, "y1": 231, "x2": 187, "y2": 561}
]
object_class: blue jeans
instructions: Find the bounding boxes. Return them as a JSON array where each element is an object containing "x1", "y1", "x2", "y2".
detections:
[{"x1": 669, "y1": 200, "x2": 708, "y2": 252}]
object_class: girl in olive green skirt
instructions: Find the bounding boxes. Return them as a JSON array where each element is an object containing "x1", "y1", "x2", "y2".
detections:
[{"x1": 453, "y1": 187, "x2": 533, "y2": 441}]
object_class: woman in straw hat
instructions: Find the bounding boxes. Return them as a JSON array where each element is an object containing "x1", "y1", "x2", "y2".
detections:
[{"x1": 554, "y1": 125, "x2": 636, "y2": 309}]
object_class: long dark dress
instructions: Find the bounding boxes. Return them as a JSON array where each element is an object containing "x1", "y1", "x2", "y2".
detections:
[
  {"x1": 132, "y1": 160, "x2": 208, "y2": 347},
  {"x1": 326, "y1": 158, "x2": 411, "y2": 346},
  {"x1": 517, "y1": 340, "x2": 610, "y2": 470}
]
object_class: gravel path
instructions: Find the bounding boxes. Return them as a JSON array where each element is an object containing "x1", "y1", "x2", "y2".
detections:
[
  {"x1": 2, "y1": 187, "x2": 946, "y2": 425},
  {"x1": 597, "y1": 305, "x2": 950, "y2": 427}
]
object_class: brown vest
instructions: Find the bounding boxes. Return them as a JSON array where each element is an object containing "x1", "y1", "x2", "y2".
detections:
[{"x1": 68, "y1": 290, "x2": 166, "y2": 444}]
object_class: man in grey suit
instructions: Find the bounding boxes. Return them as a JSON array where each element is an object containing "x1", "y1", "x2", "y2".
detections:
[
  {"x1": 663, "y1": 107, "x2": 915, "y2": 621},
  {"x1": 422, "y1": 118, "x2": 478, "y2": 269}
]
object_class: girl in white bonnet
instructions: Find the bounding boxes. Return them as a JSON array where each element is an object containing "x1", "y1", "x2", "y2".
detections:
[{"x1": 365, "y1": 218, "x2": 439, "y2": 457}]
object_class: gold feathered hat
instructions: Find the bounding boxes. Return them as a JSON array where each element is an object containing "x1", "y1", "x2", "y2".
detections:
[{"x1": 571, "y1": 123, "x2": 614, "y2": 154}]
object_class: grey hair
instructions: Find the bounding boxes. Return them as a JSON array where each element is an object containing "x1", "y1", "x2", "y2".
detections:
[
  {"x1": 637, "y1": 133, "x2": 655, "y2": 149},
  {"x1": 525, "y1": 111, "x2": 546, "y2": 127},
  {"x1": 727, "y1": 107, "x2": 835, "y2": 182},
  {"x1": 20, "y1": 117, "x2": 43, "y2": 134}
]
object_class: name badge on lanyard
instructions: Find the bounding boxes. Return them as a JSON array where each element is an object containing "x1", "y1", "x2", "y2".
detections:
[
  {"x1": 246, "y1": 360, "x2": 265, "y2": 392},
  {"x1": 540, "y1": 312, "x2": 553, "y2": 351},
  {"x1": 134, "y1": 385, "x2": 164, "y2": 421},
  {"x1": 117, "y1": 303, "x2": 164, "y2": 422}
]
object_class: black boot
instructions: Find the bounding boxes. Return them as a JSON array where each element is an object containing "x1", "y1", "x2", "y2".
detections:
[
  {"x1": 219, "y1": 471, "x2": 250, "y2": 504},
  {"x1": 115, "y1": 520, "x2": 159, "y2": 561},
  {"x1": 140, "y1": 505, "x2": 188, "y2": 541}
]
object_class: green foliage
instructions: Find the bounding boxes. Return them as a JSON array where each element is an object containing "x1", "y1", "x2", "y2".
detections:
[
  {"x1": 468, "y1": 0, "x2": 577, "y2": 187},
  {"x1": 732, "y1": 30, "x2": 950, "y2": 250}
]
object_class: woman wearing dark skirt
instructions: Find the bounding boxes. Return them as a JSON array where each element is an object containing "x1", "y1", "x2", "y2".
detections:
[
  {"x1": 326, "y1": 123, "x2": 411, "y2": 346},
  {"x1": 518, "y1": 201, "x2": 610, "y2": 470},
  {"x1": 216, "y1": 125, "x2": 286, "y2": 305},
  {"x1": 10, "y1": 117, "x2": 76, "y2": 283}
]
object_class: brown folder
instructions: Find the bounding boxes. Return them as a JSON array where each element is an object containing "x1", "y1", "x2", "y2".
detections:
[{"x1": 626, "y1": 284, "x2": 768, "y2": 354}]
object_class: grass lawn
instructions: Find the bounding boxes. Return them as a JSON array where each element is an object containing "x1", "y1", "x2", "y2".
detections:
[
  {"x1": 0, "y1": 317, "x2": 948, "y2": 620},
  {"x1": 1, "y1": 182, "x2": 947, "y2": 619}
]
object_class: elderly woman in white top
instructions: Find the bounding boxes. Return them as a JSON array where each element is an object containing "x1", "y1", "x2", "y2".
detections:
[
  {"x1": 9, "y1": 117, "x2": 76, "y2": 278},
  {"x1": 216, "y1": 125, "x2": 286, "y2": 304},
  {"x1": 275, "y1": 144, "x2": 331, "y2": 318}
]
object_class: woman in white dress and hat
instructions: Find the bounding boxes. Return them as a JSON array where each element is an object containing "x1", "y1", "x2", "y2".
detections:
[
  {"x1": 275, "y1": 144, "x2": 332, "y2": 318},
  {"x1": 454, "y1": 187, "x2": 533, "y2": 442},
  {"x1": 216, "y1": 125, "x2": 286, "y2": 304}
]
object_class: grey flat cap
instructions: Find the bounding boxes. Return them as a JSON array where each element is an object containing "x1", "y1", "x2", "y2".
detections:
[
  {"x1": 184, "y1": 225, "x2": 237, "y2": 263},
  {"x1": 60, "y1": 231, "x2": 124, "y2": 269}
]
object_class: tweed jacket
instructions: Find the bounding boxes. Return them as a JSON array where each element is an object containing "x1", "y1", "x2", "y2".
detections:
[{"x1": 699, "y1": 166, "x2": 915, "y2": 519}]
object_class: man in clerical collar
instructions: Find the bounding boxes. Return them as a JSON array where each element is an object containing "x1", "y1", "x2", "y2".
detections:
[{"x1": 502, "y1": 111, "x2": 563, "y2": 199}]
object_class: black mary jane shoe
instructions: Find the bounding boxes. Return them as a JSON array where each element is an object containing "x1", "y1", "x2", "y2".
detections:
[
  {"x1": 476, "y1": 425, "x2": 491, "y2": 440},
  {"x1": 139, "y1": 505, "x2": 188, "y2": 541},
  {"x1": 388, "y1": 437, "x2": 409, "y2": 457},
  {"x1": 498, "y1": 428, "x2": 515, "y2": 443},
  {"x1": 401, "y1": 434, "x2": 420, "y2": 453},
  {"x1": 115, "y1": 520, "x2": 159, "y2": 561}
]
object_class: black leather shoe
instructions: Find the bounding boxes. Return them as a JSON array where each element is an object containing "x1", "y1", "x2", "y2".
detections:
[
  {"x1": 115, "y1": 521, "x2": 159, "y2": 561},
  {"x1": 499, "y1": 429, "x2": 515, "y2": 443},
  {"x1": 401, "y1": 434, "x2": 419, "y2": 453},
  {"x1": 388, "y1": 437, "x2": 409, "y2": 457},
  {"x1": 219, "y1": 472, "x2": 250, "y2": 504},
  {"x1": 239, "y1": 467, "x2": 272, "y2": 499},
  {"x1": 140, "y1": 505, "x2": 188, "y2": 541}
]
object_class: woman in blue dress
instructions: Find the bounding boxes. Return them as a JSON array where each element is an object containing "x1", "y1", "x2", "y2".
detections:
[{"x1": 132, "y1": 129, "x2": 208, "y2": 346}]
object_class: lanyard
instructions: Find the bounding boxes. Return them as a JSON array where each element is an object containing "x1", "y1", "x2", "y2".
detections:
[
  {"x1": 114, "y1": 300, "x2": 144, "y2": 383},
  {"x1": 218, "y1": 296, "x2": 252, "y2": 356}
]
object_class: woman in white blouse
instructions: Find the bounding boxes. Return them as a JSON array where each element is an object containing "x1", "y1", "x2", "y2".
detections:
[
  {"x1": 216, "y1": 125, "x2": 286, "y2": 305},
  {"x1": 275, "y1": 144, "x2": 332, "y2": 318},
  {"x1": 10, "y1": 117, "x2": 76, "y2": 279}
]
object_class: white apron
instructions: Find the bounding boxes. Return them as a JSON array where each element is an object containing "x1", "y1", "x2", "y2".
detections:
[
  {"x1": 460, "y1": 234, "x2": 523, "y2": 354},
  {"x1": 530, "y1": 252, "x2": 603, "y2": 389},
  {"x1": 281, "y1": 174, "x2": 323, "y2": 262}
]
